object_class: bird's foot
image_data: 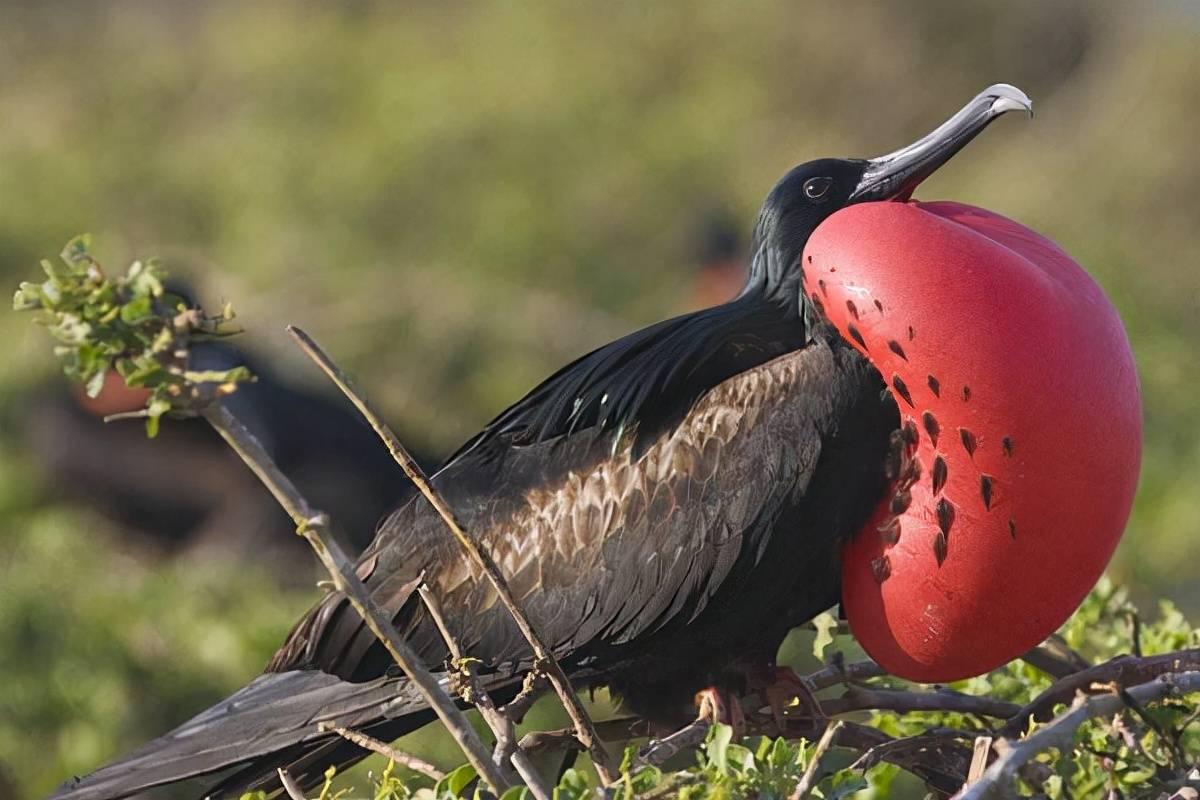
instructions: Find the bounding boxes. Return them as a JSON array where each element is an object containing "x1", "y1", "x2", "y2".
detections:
[
  {"x1": 693, "y1": 687, "x2": 745, "y2": 738},
  {"x1": 748, "y1": 666, "x2": 823, "y2": 734}
]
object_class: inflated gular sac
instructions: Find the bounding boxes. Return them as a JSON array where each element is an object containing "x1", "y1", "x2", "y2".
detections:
[{"x1": 804, "y1": 200, "x2": 1142, "y2": 682}]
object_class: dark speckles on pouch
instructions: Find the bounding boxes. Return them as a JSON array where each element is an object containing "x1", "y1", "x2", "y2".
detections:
[
  {"x1": 935, "y1": 498, "x2": 955, "y2": 538},
  {"x1": 980, "y1": 474, "x2": 995, "y2": 510},
  {"x1": 847, "y1": 323, "x2": 867, "y2": 350},
  {"x1": 1002, "y1": 436, "x2": 1014, "y2": 457},
  {"x1": 885, "y1": 431, "x2": 904, "y2": 480},
  {"x1": 933, "y1": 532, "x2": 948, "y2": 566},
  {"x1": 892, "y1": 374, "x2": 914, "y2": 408},
  {"x1": 927, "y1": 375, "x2": 941, "y2": 398},
  {"x1": 871, "y1": 554, "x2": 892, "y2": 583},
  {"x1": 962, "y1": 385, "x2": 972, "y2": 402},
  {"x1": 901, "y1": 418, "x2": 919, "y2": 448},
  {"x1": 818, "y1": 279, "x2": 828, "y2": 296},
  {"x1": 1008, "y1": 519, "x2": 1017, "y2": 539},
  {"x1": 921, "y1": 411, "x2": 940, "y2": 447},
  {"x1": 811, "y1": 294, "x2": 826, "y2": 315},
  {"x1": 846, "y1": 299, "x2": 860, "y2": 320},
  {"x1": 931, "y1": 455, "x2": 948, "y2": 495},
  {"x1": 887, "y1": 340, "x2": 908, "y2": 361},
  {"x1": 878, "y1": 517, "x2": 901, "y2": 545},
  {"x1": 959, "y1": 427, "x2": 977, "y2": 457},
  {"x1": 907, "y1": 325, "x2": 916, "y2": 341},
  {"x1": 901, "y1": 455, "x2": 922, "y2": 486},
  {"x1": 889, "y1": 488, "x2": 912, "y2": 515},
  {"x1": 874, "y1": 299, "x2": 884, "y2": 313}
]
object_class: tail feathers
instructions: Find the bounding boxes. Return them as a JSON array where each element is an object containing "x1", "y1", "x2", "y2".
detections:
[{"x1": 50, "y1": 670, "x2": 431, "y2": 800}]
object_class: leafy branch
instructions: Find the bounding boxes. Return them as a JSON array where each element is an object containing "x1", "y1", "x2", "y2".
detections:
[{"x1": 15, "y1": 236, "x2": 250, "y2": 436}]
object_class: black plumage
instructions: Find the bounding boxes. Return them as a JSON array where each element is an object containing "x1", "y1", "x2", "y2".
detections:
[{"x1": 52, "y1": 85, "x2": 1033, "y2": 800}]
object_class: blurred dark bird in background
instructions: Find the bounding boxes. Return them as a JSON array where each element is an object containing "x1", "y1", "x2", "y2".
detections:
[
  {"x1": 52, "y1": 85, "x2": 1031, "y2": 800},
  {"x1": 17, "y1": 300, "x2": 435, "y2": 580},
  {"x1": 686, "y1": 211, "x2": 747, "y2": 309}
]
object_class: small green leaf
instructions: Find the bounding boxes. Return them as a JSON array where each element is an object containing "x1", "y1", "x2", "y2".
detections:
[
  {"x1": 436, "y1": 764, "x2": 475, "y2": 798},
  {"x1": 812, "y1": 611, "x2": 838, "y2": 660},
  {"x1": 704, "y1": 723, "x2": 734, "y2": 774}
]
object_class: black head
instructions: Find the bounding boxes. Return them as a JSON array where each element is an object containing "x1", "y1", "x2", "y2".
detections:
[{"x1": 746, "y1": 84, "x2": 1032, "y2": 302}]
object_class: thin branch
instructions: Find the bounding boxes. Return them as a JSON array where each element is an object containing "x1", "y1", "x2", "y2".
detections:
[
  {"x1": 287, "y1": 325, "x2": 616, "y2": 783},
  {"x1": 820, "y1": 687, "x2": 1021, "y2": 720},
  {"x1": 417, "y1": 584, "x2": 552, "y2": 800},
  {"x1": 635, "y1": 720, "x2": 711, "y2": 769},
  {"x1": 998, "y1": 649, "x2": 1200, "y2": 738},
  {"x1": 789, "y1": 721, "x2": 844, "y2": 800},
  {"x1": 804, "y1": 659, "x2": 887, "y2": 691},
  {"x1": 966, "y1": 736, "x2": 992, "y2": 783},
  {"x1": 520, "y1": 719, "x2": 645, "y2": 754},
  {"x1": 503, "y1": 671, "x2": 548, "y2": 724},
  {"x1": 277, "y1": 769, "x2": 308, "y2": 800},
  {"x1": 317, "y1": 724, "x2": 446, "y2": 782},
  {"x1": 957, "y1": 671, "x2": 1200, "y2": 800},
  {"x1": 200, "y1": 404, "x2": 509, "y2": 795}
]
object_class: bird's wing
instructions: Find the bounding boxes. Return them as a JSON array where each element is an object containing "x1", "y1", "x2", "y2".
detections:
[
  {"x1": 270, "y1": 334, "x2": 881, "y2": 681},
  {"x1": 48, "y1": 670, "x2": 426, "y2": 800},
  {"x1": 444, "y1": 297, "x2": 808, "y2": 468}
]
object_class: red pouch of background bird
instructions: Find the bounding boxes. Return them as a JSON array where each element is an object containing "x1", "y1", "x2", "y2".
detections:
[{"x1": 804, "y1": 200, "x2": 1142, "y2": 682}]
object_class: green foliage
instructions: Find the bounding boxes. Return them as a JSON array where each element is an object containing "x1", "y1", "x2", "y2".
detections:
[
  {"x1": 224, "y1": 583, "x2": 1197, "y2": 799},
  {"x1": 13, "y1": 237, "x2": 251, "y2": 436},
  {"x1": 0, "y1": 510, "x2": 313, "y2": 799}
]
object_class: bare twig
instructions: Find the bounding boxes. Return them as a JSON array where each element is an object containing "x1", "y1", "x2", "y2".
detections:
[
  {"x1": 636, "y1": 720, "x2": 712, "y2": 769},
  {"x1": 966, "y1": 736, "x2": 992, "y2": 782},
  {"x1": 520, "y1": 718, "x2": 645, "y2": 754},
  {"x1": 417, "y1": 584, "x2": 552, "y2": 800},
  {"x1": 1021, "y1": 638, "x2": 1090, "y2": 680},
  {"x1": 845, "y1": 724, "x2": 973, "y2": 795},
  {"x1": 820, "y1": 687, "x2": 1021, "y2": 720},
  {"x1": 288, "y1": 325, "x2": 616, "y2": 783},
  {"x1": 789, "y1": 721, "x2": 845, "y2": 800},
  {"x1": 277, "y1": 769, "x2": 308, "y2": 800},
  {"x1": 999, "y1": 649, "x2": 1200, "y2": 738},
  {"x1": 804, "y1": 659, "x2": 886, "y2": 691},
  {"x1": 503, "y1": 671, "x2": 549, "y2": 724},
  {"x1": 957, "y1": 671, "x2": 1200, "y2": 800},
  {"x1": 317, "y1": 723, "x2": 446, "y2": 782},
  {"x1": 200, "y1": 404, "x2": 509, "y2": 795}
]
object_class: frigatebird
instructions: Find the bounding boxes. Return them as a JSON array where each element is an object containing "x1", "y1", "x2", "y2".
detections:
[{"x1": 52, "y1": 84, "x2": 1031, "y2": 800}]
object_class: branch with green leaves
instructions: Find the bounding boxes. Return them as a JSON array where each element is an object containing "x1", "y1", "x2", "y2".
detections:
[{"x1": 15, "y1": 236, "x2": 251, "y2": 436}]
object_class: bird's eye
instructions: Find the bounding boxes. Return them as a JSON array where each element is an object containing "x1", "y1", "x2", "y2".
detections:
[{"x1": 804, "y1": 177, "x2": 833, "y2": 201}]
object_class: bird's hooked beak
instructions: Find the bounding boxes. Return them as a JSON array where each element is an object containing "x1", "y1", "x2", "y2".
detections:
[{"x1": 848, "y1": 84, "x2": 1032, "y2": 203}]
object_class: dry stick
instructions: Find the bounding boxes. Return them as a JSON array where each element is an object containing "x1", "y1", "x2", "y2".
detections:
[
  {"x1": 277, "y1": 768, "x2": 309, "y2": 800},
  {"x1": 957, "y1": 671, "x2": 1200, "y2": 800},
  {"x1": 200, "y1": 404, "x2": 509, "y2": 795},
  {"x1": 804, "y1": 659, "x2": 886, "y2": 691},
  {"x1": 503, "y1": 672, "x2": 549, "y2": 724},
  {"x1": 821, "y1": 687, "x2": 1021, "y2": 720},
  {"x1": 418, "y1": 584, "x2": 553, "y2": 800},
  {"x1": 998, "y1": 649, "x2": 1200, "y2": 739},
  {"x1": 966, "y1": 737, "x2": 993, "y2": 783},
  {"x1": 316, "y1": 723, "x2": 446, "y2": 782},
  {"x1": 788, "y1": 720, "x2": 845, "y2": 800},
  {"x1": 288, "y1": 325, "x2": 617, "y2": 784},
  {"x1": 635, "y1": 720, "x2": 711, "y2": 769}
]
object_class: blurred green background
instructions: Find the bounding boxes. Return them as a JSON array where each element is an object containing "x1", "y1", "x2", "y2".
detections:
[{"x1": 1, "y1": 1, "x2": 1198, "y2": 798}]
